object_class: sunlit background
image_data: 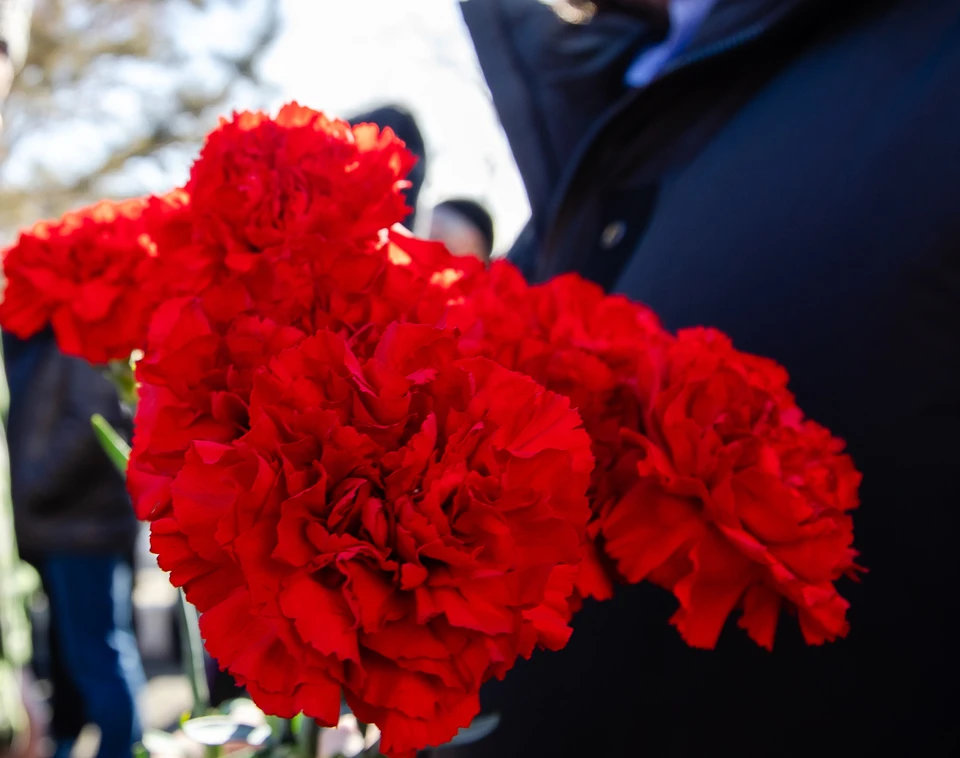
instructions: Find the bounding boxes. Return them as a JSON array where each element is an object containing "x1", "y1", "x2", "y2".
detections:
[{"x1": 0, "y1": 0, "x2": 530, "y2": 253}]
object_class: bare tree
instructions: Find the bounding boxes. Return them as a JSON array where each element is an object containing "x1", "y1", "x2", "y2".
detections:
[{"x1": 0, "y1": 0, "x2": 279, "y2": 238}]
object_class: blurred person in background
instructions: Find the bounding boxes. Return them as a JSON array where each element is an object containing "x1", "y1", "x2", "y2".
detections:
[
  {"x1": 349, "y1": 104, "x2": 427, "y2": 231},
  {"x1": 2, "y1": 329, "x2": 144, "y2": 758},
  {"x1": 2, "y1": 3, "x2": 43, "y2": 758},
  {"x1": 428, "y1": 198, "x2": 495, "y2": 264},
  {"x1": 450, "y1": 0, "x2": 960, "y2": 757}
]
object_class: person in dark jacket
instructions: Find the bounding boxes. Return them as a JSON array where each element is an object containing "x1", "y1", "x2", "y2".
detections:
[
  {"x1": 446, "y1": 0, "x2": 960, "y2": 756},
  {"x1": 2, "y1": 330, "x2": 144, "y2": 758}
]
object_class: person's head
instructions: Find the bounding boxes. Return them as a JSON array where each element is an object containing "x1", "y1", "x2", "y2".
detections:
[{"x1": 428, "y1": 199, "x2": 495, "y2": 264}]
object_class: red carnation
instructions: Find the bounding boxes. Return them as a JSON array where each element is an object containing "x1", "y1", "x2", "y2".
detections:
[
  {"x1": 444, "y1": 266, "x2": 673, "y2": 601},
  {"x1": 128, "y1": 229, "x2": 484, "y2": 522},
  {"x1": 0, "y1": 199, "x2": 158, "y2": 363},
  {"x1": 601, "y1": 328, "x2": 862, "y2": 650},
  {"x1": 140, "y1": 189, "x2": 219, "y2": 301},
  {"x1": 128, "y1": 294, "x2": 309, "y2": 520},
  {"x1": 147, "y1": 323, "x2": 593, "y2": 757},
  {"x1": 184, "y1": 104, "x2": 414, "y2": 271},
  {"x1": 118, "y1": 102, "x2": 863, "y2": 758},
  {"x1": 128, "y1": 108, "x2": 443, "y2": 355}
]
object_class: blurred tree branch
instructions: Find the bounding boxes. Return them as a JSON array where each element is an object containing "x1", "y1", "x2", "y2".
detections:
[{"x1": 0, "y1": 0, "x2": 279, "y2": 237}]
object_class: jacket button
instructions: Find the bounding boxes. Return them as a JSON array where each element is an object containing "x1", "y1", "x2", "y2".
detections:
[{"x1": 601, "y1": 221, "x2": 627, "y2": 249}]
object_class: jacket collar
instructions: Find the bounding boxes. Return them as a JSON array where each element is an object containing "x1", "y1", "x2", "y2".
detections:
[
  {"x1": 533, "y1": 0, "x2": 833, "y2": 282},
  {"x1": 663, "y1": 0, "x2": 820, "y2": 73}
]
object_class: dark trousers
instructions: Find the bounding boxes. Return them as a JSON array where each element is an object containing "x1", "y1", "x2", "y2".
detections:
[{"x1": 40, "y1": 554, "x2": 145, "y2": 758}]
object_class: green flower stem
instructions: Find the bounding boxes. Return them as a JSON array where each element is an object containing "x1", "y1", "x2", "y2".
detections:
[
  {"x1": 90, "y1": 413, "x2": 131, "y2": 475},
  {"x1": 178, "y1": 590, "x2": 211, "y2": 718}
]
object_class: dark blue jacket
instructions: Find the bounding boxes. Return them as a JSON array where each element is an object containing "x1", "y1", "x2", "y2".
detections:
[
  {"x1": 454, "y1": 0, "x2": 960, "y2": 755},
  {"x1": 2, "y1": 330, "x2": 136, "y2": 558}
]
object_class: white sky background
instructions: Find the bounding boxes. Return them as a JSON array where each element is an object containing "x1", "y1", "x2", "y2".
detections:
[
  {"x1": 264, "y1": 0, "x2": 530, "y2": 251},
  {"x1": 0, "y1": 0, "x2": 531, "y2": 253}
]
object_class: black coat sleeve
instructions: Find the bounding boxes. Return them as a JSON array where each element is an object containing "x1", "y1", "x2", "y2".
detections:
[{"x1": 6, "y1": 336, "x2": 128, "y2": 517}]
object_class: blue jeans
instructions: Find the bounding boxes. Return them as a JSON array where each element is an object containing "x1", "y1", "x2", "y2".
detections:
[{"x1": 41, "y1": 554, "x2": 145, "y2": 758}]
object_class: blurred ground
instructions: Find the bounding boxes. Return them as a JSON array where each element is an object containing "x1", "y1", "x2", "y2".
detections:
[{"x1": 71, "y1": 663, "x2": 192, "y2": 758}]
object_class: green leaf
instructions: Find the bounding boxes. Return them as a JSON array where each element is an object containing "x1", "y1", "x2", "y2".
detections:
[
  {"x1": 289, "y1": 713, "x2": 304, "y2": 737},
  {"x1": 178, "y1": 591, "x2": 212, "y2": 717},
  {"x1": 91, "y1": 413, "x2": 130, "y2": 476}
]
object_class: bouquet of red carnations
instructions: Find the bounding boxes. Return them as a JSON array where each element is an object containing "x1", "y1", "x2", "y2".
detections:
[{"x1": 0, "y1": 104, "x2": 862, "y2": 758}]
